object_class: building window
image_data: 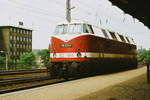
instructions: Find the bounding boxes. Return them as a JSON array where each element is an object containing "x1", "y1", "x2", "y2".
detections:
[
  {"x1": 20, "y1": 29, "x2": 22, "y2": 34},
  {"x1": 24, "y1": 37, "x2": 26, "y2": 41},
  {"x1": 22, "y1": 30, "x2": 24, "y2": 34},
  {"x1": 17, "y1": 44, "x2": 19, "y2": 48},
  {"x1": 23, "y1": 45, "x2": 25, "y2": 49},
  {"x1": 10, "y1": 52, "x2": 12, "y2": 56},
  {"x1": 14, "y1": 44, "x2": 16, "y2": 48},
  {"x1": 10, "y1": 43, "x2": 12, "y2": 48},
  {"x1": 17, "y1": 29, "x2": 19, "y2": 33},
  {"x1": 14, "y1": 28, "x2": 16, "y2": 33},
  {"x1": 20, "y1": 44, "x2": 22, "y2": 48},
  {"x1": 17, "y1": 36, "x2": 19, "y2": 41},
  {"x1": 26, "y1": 38, "x2": 28, "y2": 42},
  {"x1": 29, "y1": 45, "x2": 32, "y2": 49},
  {"x1": 10, "y1": 28, "x2": 13, "y2": 32},
  {"x1": 11, "y1": 52, "x2": 13, "y2": 56},
  {"x1": 14, "y1": 36, "x2": 16, "y2": 40},
  {"x1": 20, "y1": 37, "x2": 22, "y2": 41},
  {"x1": 29, "y1": 38, "x2": 32, "y2": 42},
  {"x1": 25, "y1": 30, "x2": 27, "y2": 34},
  {"x1": 10, "y1": 35, "x2": 12, "y2": 40},
  {"x1": 26, "y1": 31, "x2": 28, "y2": 35},
  {"x1": 17, "y1": 52, "x2": 19, "y2": 56}
]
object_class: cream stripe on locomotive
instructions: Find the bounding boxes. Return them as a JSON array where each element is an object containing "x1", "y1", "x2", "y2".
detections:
[{"x1": 50, "y1": 52, "x2": 137, "y2": 58}]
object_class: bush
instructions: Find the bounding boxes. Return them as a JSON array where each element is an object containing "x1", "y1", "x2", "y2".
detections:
[{"x1": 18, "y1": 52, "x2": 37, "y2": 69}]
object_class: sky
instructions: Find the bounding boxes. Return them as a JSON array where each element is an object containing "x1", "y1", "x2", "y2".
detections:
[{"x1": 0, "y1": 0, "x2": 150, "y2": 49}]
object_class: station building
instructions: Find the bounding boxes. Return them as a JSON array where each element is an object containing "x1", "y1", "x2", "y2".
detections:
[{"x1": 0, "y1": 26, "x2": 32, "y2": 61}]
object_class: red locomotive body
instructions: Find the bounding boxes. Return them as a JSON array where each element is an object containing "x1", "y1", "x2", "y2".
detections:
[{"x1": 49, "y1": 20, "x2": 137, "y2": 78}]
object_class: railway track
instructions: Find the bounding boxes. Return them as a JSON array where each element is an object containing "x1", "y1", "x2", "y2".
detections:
[
  {"x1": 0, "y1": 69, "x2": 49, "y2": 80},
  {"x1": 0, "y1": 69, "x2": 66, "y2": 94},
  {"x1": 0, "y1": 76, "x2": 65, "y2": 94},
  {"x1": 0, "y1": 66, "x2": 144, "y2": 94}
]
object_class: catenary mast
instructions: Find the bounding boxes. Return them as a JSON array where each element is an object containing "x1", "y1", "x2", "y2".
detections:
[{"x1": 66, "y1": 0, "x2": 71, "y2": 23}]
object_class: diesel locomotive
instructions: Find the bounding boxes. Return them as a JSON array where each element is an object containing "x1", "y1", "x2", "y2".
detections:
[{"x1": 48, "y1": 20, "x2": 137, "y2": 78}]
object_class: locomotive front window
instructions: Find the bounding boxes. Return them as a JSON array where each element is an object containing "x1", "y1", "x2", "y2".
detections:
[
  {"x1": 68, "y1": 24, "x2": 82, "y2": 34},
  {"x1": 55, "y1": 24, "x2": 68, "y2": 34}
]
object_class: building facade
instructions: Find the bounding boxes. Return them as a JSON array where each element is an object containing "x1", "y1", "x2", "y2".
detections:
[{"x1": 0, "y1": 26, "x2": 32, "y2": 61}]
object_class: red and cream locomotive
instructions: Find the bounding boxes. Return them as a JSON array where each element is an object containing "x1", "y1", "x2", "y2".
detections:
[{"x1": 49, "y1": 20, "x2": 137, "y2": 78}]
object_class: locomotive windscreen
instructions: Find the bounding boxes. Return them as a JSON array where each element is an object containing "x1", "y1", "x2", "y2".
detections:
[{"x1": 55, "y1": 24, "x2": 82, "y2": 34}]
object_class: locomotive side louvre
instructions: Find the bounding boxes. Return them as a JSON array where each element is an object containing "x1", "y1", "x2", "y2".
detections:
[{"x1": 49, "y1": 20, "x2": 137, "y2": 78}]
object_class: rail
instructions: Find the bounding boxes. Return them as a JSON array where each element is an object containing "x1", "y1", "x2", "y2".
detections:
[{"x1": 0, "y1": 69, "x2": 48, "y2": 76}]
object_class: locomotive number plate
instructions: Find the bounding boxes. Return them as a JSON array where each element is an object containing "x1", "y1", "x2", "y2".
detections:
[{"x1": 60, "y1": 44, "x2": 72, "y2": 48}]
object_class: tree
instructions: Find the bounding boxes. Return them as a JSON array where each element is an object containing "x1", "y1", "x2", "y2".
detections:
[
  {"x1": 146, "y1": 49, "x2": 150, "y2": 61},
  {"x1": 37, "y1": 49, "x2": 50, "y2": 66},
  {"x1": 0, "y1": 56, "x2": 13, "y2": 70},
  {"x1": 0, "y1": 56, "x2": 5, "y2": 70},
  {"x1": 137, "y1": 48, "x2": 150, "y2": 62},
  {"x1": 138, "y1": 49, "x2": 147, "y2": 62},
  {"x1": 18, "y1": 52, "x2": 36, "y2": 69}
]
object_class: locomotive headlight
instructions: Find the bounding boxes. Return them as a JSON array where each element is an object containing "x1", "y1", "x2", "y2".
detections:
[{"x1": 77, "y1": 48, "x2": 82, "y2": 57}]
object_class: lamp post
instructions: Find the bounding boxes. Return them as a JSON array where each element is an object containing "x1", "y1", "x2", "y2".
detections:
[{"x1": 0, "y1": 51, "x2": 8, "y2": 71}]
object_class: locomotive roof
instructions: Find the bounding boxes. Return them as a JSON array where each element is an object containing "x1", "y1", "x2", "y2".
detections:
[
  {"x1": 56, "y1": 20, "x2": 135, "y2": 45},
  {"x1": 56, "y1": 20, "x2": 88, "y2": 25}
]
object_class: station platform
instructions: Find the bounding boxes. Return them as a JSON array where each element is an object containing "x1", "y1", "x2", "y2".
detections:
[{"x1": 0, "y1": 67, "x2": 148, "y2": 100}]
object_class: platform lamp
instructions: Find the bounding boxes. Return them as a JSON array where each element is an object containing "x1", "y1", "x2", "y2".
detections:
[{"x1": 0, "y1": 51, "x2": 8, "y2": 71}]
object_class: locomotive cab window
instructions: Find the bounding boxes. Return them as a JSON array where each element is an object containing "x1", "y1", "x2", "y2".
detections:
[
  {"x1": 55, "y1": 24, "x2": 68, "y2": 34},
  {"x1": 68, "y1": 24, "x2": 82, "y2": 34},
  {"x1": 83, "y1": 24, "x2": 94, "y2": 34}
]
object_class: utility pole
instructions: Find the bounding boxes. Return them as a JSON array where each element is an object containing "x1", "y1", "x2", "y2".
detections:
[
  {"x1": 6, "y1": 53, "x2": 8, "y2": 71},
  {"x1": 66, "y1": 0, "x2": 71, "y2": 23}
]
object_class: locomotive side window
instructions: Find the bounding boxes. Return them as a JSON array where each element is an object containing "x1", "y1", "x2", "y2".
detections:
[
  {"x1": 55, "y1": 24, "x2": 68, "y2": 34},
  {"x1": 128, "y1": 38, "x2": 135, "y2": 44},
  {"x1": 92, "y1": 27, "x2": 105, "y2": 38},
  {"x1": 119, "y1": 35, "x2": 126, "y2": 43},
  {"x1": 83, "y1": 24, "x2": 88, "y2": 33},
  {"x1": 125, "y1": 37, "x2": 131, "y2": 43},
  {"x1": 109, "y1": 32, "x2": 118, "y2": 41},
  {"x1": 83, "y1": 24, "x2": 94, "y2": 34},
  {"x1": 101, "y1": 29, "x2": 109, "y2": 39},
  {"x1": 87, "y1": 25, "x2": 94, "y2": 34},
  {"x1": 69, "y1": 24, "x2": 82, "y2": 34}
]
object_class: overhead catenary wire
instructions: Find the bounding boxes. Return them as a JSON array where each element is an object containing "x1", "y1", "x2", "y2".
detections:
[{"x1": 7, "y1": 0, "x2": 65, "y2": 20}]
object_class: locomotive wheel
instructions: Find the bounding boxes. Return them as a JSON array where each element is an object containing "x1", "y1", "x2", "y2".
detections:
[
  {"x1": 69, "y1": 62, "x2": 79, "y2": 77},
  {"x1": 77, "y1": 62, "x2": 90, "y2": 77},
  {"x1": 48, "y1": 63, "x2": 55, "y2": 78}
]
